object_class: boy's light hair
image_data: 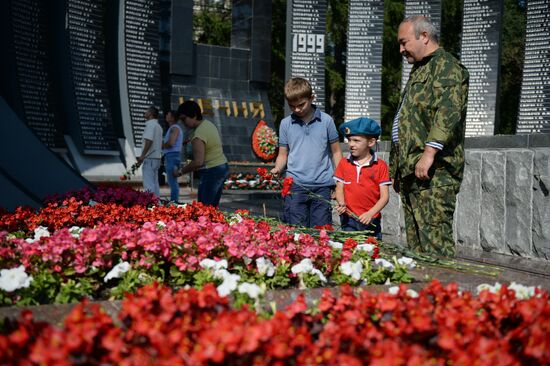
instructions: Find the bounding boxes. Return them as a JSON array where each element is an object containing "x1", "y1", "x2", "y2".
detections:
[{"x1": 284, "y1": 77, "x2": 313, "y2": 102}]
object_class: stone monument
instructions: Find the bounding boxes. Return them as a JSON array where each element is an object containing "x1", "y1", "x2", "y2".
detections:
[
  {"x1": 345, "y1": 0, "x2": 384, "y2": 122},
  {"x1": 461, "y1": 0, "x2": 503, "y2": 136},
  {"x1": 284, "y1": 0, "x2": 327, "y2": 111}
]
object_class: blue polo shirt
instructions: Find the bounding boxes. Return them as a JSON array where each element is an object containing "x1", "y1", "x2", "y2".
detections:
[{"x1": 279, "y1": 106, "x2": 339, "y2": 186}]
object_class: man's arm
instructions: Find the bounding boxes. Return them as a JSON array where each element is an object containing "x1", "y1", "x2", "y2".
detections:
[
  {"x1": 414, "y1": 145, "x2": 438, "y2": 180},
  {"x1": 137, "y1": 139, "x2": 153, "y2": 164},
  {"x1": 271, "y1": 146, "x2": 288, "y2": 175},
  {"x1": 330, "y1": 141, "x2": 343, "y2": 168}
]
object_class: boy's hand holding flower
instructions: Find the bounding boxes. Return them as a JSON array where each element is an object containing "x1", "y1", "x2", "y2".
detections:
[{"x1": 335, "y1": 201, "x2": 347, "y2": 215}]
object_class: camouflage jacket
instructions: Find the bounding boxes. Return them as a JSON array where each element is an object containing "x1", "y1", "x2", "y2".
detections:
[{"x1": 390, "y1": 48, "x2": 469, "y2": 185}]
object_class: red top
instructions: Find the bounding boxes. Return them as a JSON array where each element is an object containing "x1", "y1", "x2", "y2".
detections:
[{"x1": 334, "y1": 153, "x2": 392, "y2": 218}]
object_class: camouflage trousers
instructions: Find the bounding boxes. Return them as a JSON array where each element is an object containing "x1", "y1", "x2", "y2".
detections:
[{"x1": 400, "y1": 174, "x2": 460, "y2": 257}]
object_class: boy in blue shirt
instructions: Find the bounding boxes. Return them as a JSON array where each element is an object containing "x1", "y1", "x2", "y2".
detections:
[{"x1": 271, "y1": 77, "x2": 343, "y2": 227}]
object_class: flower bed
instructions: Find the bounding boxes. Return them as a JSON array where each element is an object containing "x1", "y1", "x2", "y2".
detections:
[
  {"x1": 1, "y1": 281, "x2": 548, "y2": 365},
  {"x1": 0, "y1": 187, "x2": 415, "y2": 306}
]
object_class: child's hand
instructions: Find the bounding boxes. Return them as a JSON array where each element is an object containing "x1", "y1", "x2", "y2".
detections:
[
  {"x1": 358, "y1": 212, "x2": 374, "y2": 225},
  {"x1": 270, "y1": 167, "x2": 280, "y2": 175},
  {"x1": 335, "y1": 202, "x2": 347, "y2": 215}
]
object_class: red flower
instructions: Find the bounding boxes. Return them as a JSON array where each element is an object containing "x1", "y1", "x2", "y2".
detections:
[
  {"x1": 371, "y1": 246, "x2": 380, "y2": 259},
  {"x1": 343, "y1": 238, "x2": 358, "y2": 251},
  {"x1": 281, "y1": 177, "x2": 293, "y2": 197},
  {"x1": 257, "y1": 167, "x2": 267, "y2": 178}
]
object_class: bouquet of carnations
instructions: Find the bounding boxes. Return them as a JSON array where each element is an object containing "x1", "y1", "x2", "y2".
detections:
[{"x1": 256, "y1": 168, "x2": 293, "y2": 197}]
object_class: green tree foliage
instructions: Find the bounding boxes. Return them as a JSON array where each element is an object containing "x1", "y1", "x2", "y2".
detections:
[
  {"x1": 381, "y1": 0, "x2": 404, "y2": 139},
  {"x1": 440, "y1": 0, "x2": 463, "y2": 58},
  {"x1": 325, "y1": 0, "x2": 349, "y2": 127},
  {"x1": 193, "y1": 3, "x2": 231, "y2": 46},
  {"x1": 497, "y1": 0, "x2": 526, "y2": 134}
]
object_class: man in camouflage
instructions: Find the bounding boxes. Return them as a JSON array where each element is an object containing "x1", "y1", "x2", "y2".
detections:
[{"x1": 390, "y1": 16, "x2": 469, "y2": 257}]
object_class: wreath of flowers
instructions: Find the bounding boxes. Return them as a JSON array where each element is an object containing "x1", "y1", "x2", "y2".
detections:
[{"x1": 251, "y1": 120, "x2": 278, "y2": 162}]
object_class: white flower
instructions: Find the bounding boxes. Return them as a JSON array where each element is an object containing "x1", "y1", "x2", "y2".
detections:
[
  {"x1": 68, "y1": 226, "x2": 84, "y2": 238},
  {"x1": 242, "y1": 256, "x2": 252, "y2": 266},
  {"x1": 375, "y1": 258, "x2": 395, "y2": 271},
  {"x1": 387, "y1": 286, "x2": 418, "y2": 298},
  {"x1": 291, "y1": 258, "x2": 314, "y2": 274},
  {"x1": 406, "y1": 289, "x2": 419, "y2": 298},
  {"x1": 213, "y1": 268, "x2": 230, "y2": 280},
  {"x1": 356, "y1": 243, "x2": 375, "y2": 253},
  {"x1": 200, "y1": 258, "x2": 228, "y2": 271},
  {"x1": 256, "y1": 257, "x2": 275, "y2": 277},
  {"x1": 388, "y1": 286, "x2": 400, "y2": 295},
  {"x1": 229, "y1": 214, "x2": 243, "y2": 225},
  {"x1": 476, "y1": 282, "x2": 502, "y2": 295},
  {"x1": 0, "y1": 266, "x2": 33, "y2": 292},
  {"x1": 217, "y1": 272, "x2": 241, "y2": 297},
  {"x1": 340, "y1": 261, "x2": 363, "y2": 281},
  {"x1": 291, "y1": 259, "x2": 326, "y2": 282},
  {"x1": 248, "y1": 180, "x2": 258, "y2": 187},
  {"x1": 311, "y1": 268, "x2": 327, "y2": 283},
  {"x1": 397, "y1": 256, "x2": 416, "y2": 269},
  {"x1": 156, "y1": 221, "x2": 166, "y2": 229},
  {"x1": 104, "y1": 262, "x2": 131, "y2": 282},
  {"x1": 175, "y1": 203, "x2": 188, "y2": 209},
  {"x1": 26, "y1": 226, "x2": 50, "y2": 243},
  {"x1": 236, "y1": 179, "x2": 248, "y2": 184},
  {"x1": 238, "y1": 282, "x2": 263, "y2": 299},
  {"x1": 328, "y1": 240, "x2": 343, "y2": 250},
  {"x1": 508, "y1": 282, "x2": 537, "y2": 300},
  {"x1": 294, "y1": 233, "x2": 301, "y2": 241}
]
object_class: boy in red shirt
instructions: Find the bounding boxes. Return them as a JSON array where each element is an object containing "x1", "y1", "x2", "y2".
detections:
[{"x1": 334, "y1": 117, "x2": 392, "y2": 238}]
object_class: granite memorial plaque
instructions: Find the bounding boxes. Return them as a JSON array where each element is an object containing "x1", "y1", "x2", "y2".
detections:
[
  {"x1": 345, "y1": 0, "x2": 384, "y2": 122},
  {"x1": 285, "y1": 0, "x2": 327, "y2": 110},
  {"x1": 10, "y1": 0, "x2": 64, "y2": 149},
  {"x1": 124, "y1": 0, "x2": 162, "y2": 148},
  {"x1": 401, "y1": 0, "x2": 441, "y2": 90},
  {"x1": 516, "y1": 0, "x2": 550, "y2": 134},
  {"x1": 66, "y1": 0, "x2": 118, "y2": 152},
  {"x1": 461, "y1": 0, "x2": 502, "y2": 136}
]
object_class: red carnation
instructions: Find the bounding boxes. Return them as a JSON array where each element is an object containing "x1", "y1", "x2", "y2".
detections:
[{"x1": 281, "y1": 177, "x2": 293, "y2": 197}]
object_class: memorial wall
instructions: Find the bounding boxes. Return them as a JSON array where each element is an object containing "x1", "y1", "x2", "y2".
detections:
[
  {"x1": 123, "y1": 0, "x2": 162, "y2": 149},
  {"x1": 9, "y1": 0, "x2": 65, "y2": 150},
  {"x1": 66, "y1": 0, "x2": 118, "y2": 153},
  {"x1": 460, "y1": 0, "x2": 502, "y2": 137},
  {"x1": 285, "y1": 0, "x2": 327, "y2": 110},
  {"x1": 345, "y1": 0, "x2": 384, "y2": 122},
  {"x1": 401, "y1": 0, "x2": 441, "y2": 90},
  {"x1": 516, "y1": 0, "x2": 550, "y2": 134}
]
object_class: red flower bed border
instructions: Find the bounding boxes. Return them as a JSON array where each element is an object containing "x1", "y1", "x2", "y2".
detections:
[{"x1": 1, "y1": 281, "x2": 549, "y2": 365}]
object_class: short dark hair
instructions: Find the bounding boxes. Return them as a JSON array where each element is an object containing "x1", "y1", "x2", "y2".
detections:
[
  {"x1": 177, "y1": 100, "x2": 203, "y2": 120},
  {"x1": 165, "y1": 109, "x2": 177, "y2": 119},
  {"x1": 147, "y1": 106, "x2": 159, "y2": 118}
]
